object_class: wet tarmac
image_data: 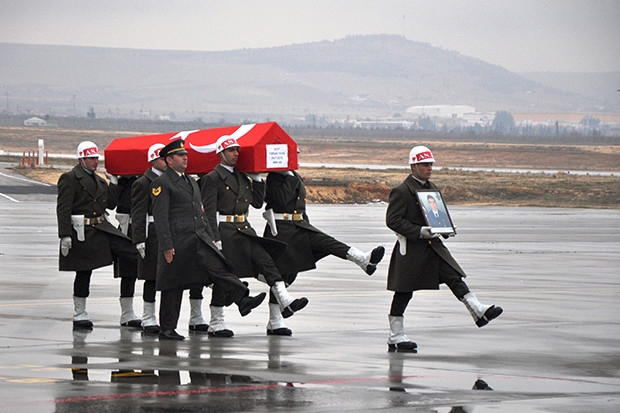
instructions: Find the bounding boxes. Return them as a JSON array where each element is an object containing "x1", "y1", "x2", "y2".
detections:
[{"x1": 1, "y1": 163, "x2": 619, "y2": 412}]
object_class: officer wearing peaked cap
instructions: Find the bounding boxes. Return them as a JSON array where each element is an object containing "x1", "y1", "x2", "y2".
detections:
[
  {"x1": 150, "y1": 138, "x2": 265, "y2": 340},
  {"x1": 159, "y1": 138, "x2": 187, "y2": 157},
  {"x1": 133, "y1": 142, "x2": 211, "y2": 335},
  {"x1": 384, "y1": 145, "x2": 503, "y2": 353},
  {"x1": 57, "y1": 140, "x2": 140, "y2": 330}
]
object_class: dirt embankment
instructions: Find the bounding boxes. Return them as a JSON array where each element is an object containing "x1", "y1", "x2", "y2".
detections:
[{"x1": 3, "y1": 126, "x2": 620, "y2": 209}]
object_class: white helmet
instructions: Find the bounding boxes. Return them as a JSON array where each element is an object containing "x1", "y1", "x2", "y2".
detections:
[
  {"x1": 147, "y1": 143, "x2": 165, "y2": 162},
  {"x1": 409, "y1": 145, "x2": 435, "y2": 164},
  {"x1": 76, "y1": 141, "x2": 100, "y2": 158},
  {"x1": 215, "y1": 135, "x2": 240, "y2": 154}
]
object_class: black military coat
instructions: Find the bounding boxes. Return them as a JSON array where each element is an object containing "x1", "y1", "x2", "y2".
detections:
[
  {"x1": 385, "y1": 175, "x2": 465, "y2": 292},
  {"x1": 131, "y1": 168, "x2": 159, "y2": 280},
  {"x1": 56, "y1": 165, "x2": 129, "y2": 271},
  {"x1": 262, "y1": 171, "x2": 330, "y2": 274},
  {"x1": 201, "y1": 164, "x2": 286, "y2": 278},
  {"x1": 113, "y1": 175, "x2": 139, "y2": 278}
]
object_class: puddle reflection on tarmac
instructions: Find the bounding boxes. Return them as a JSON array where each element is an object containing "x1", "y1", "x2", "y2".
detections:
[{"x1": 57, "y1": 329, "x2": 504, "y2": 413}]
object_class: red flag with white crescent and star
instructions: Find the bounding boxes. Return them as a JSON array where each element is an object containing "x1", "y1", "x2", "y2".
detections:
[{"x1": 104, "y1": 122, "x2": 298, "y2": 175}]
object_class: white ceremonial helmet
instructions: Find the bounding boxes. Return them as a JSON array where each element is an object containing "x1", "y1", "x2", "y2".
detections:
[
  {"x1": 147, "y1": 143, "x2": 165, "y2": 162},
  {"x1": 409, "y1": 145, "x2": 435, "y2": 164},
  {"x1": 215, "y1": 135, "x2": 240, "y2": 154},
  {"x1": 76, "y1": 141, "x2": 100, "y2": 158}
]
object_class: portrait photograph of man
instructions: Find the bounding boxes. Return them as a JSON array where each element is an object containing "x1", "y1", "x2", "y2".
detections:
[{"x1": 417, "y1": 190, "x2": 455, "y2": 234}]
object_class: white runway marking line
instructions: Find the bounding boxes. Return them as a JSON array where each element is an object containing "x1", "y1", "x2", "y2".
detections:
[
  {"x1": 0, "y1": 192, "x2": 19, "y2": 202},
  {"x1": 0, "y1": 171, "x2": 52, "y2": 186}
]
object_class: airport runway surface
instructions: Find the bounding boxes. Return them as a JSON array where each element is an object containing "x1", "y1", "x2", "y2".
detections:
[{"x1": 0, "y1": 163, "x2": 619, "y2": 412}]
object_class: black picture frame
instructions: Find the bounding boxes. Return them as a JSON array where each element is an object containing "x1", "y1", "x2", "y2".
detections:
[{"x1": 416, "y1": 190, "x2": 456, "y2": 235}]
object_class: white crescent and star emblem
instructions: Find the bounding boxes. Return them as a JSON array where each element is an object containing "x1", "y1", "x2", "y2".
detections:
[{"x1": 188, "y1": 123, "x2": 257, "y2": 153}]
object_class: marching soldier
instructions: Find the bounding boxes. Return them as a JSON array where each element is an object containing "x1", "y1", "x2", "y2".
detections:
[
  {"x1": 200, "y1": 136, "x2": 308, "y2": 337},
  {"x1": 113, "y1": 174, "x2": 142, "y2": 328},
  {"x1": 385, "y1": 145, "x2": 503, "y2": 352},
  {"x1": 130, "y1": 143, "x2": 166, "y2": 334},
  {"x1": 56, "y1": 141, "x2": 140, "y2": 330},
  {"x1": 261, "y1": 169, "x2": 385, "y2": 335},
  {"x1": 151, "y1": 138, "x2": 265, "y2": 340}
]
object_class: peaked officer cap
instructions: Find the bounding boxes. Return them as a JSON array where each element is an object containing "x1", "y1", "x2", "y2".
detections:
[{"x1": 161, "y1": 139, "x2": 188, "y2": 158}]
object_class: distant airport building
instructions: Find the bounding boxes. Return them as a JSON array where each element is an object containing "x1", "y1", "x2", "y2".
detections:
[
  {"x1": 405, "y1": 105, "x2": 476, "y2": 118},
  {"x1": 24, "y1": 117, "x2": 47, "y2": 126},
  {"x1": 352, "y1": 120, "x2": 414, "y2": 129}
]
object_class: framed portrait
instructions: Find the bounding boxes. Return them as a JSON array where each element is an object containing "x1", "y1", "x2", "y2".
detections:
[{"x1": 416, "y1": 190, "x2": 456, "y2": 235}]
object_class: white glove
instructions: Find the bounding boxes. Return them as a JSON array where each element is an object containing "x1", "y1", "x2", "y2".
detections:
[
  {"x1": 419, "y1": 226, "x2": 440, "y2": 239},
  {"x1": 246, "y1": 173, "x2": 262, "y2": 181},
  {"x1": 215, "y1": 240, "x2": 223, "y2": 250},
  {"x1": 135, "y1": 242, "x2": 146, "y2": 259},
  {"x1": 104, "y1": 170, "x2": 118, "y2": 185},
  {"x1": 60, "y1": 237, "x2": 72, "y2": 256}
]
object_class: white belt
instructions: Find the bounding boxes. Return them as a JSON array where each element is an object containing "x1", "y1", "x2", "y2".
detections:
[
  {"x1": 218, "y1": 214, "x2": 247, "y2": 223},
  {"x1": 273, "y1": 212, "x2": 303, "y2": 221},
  {"x1": 145, "y1": 215, "x2": 155, "y2": 238}
]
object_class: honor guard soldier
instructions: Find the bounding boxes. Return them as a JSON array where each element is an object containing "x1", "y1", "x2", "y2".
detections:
[
  {"x1": 113, "y1": 174, "x2": 143, "y2": 328},
  {"x1": 200, "y1": 136, "x2": 308, "y2": 337},
  {"x1": 151, "y1": 138, "x2": 265, "y2": 340},
  {"x1": 262, "y1": 169, "x2": 385, "y2": 335},
  {"x1": 385, "y1": 145, "x2": 503, "y2": 352},
  {"x1": 57, "y1": 141, "x2": 140, "y2": 330},
  {"x1": 130, "y1": 143, "x2": 166, "y2": 334}
]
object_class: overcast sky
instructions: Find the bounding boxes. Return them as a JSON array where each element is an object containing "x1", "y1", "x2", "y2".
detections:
[{"x1": 1, "y1": 0, "x2": 619, "y2": 73}]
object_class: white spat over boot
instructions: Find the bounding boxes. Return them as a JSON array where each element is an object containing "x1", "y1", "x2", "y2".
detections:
[
  {"x1": 387, "y1": 315, "x2": 417, "y2": 353},
  {"x1": 266, "y1": 303, "x2": 292, "y2": 336},
  {"x1": 120, "y1": 296, "x2": 142, "y2": 328},
  {"x1": 141, "y1": 301, "x2": 159, "y2": 334},
  {"x1": 272, "y1": 281, "x2": 308, "y2": 318},
  {"x1": 73, "y1": 296, "x2": 93, "y2": 330},
  {"x1": 346, "y1": 246, "x2": 385, "y2": 275},
  {"x1": 207, "y1": 305, "x2": 234, "y2": 337},
  {"x1": 188, "y1": 298, "x2": 209, "y2": 332},
  {"x1": 460, "y1": 292, "x2": 503, "y2": 327}
]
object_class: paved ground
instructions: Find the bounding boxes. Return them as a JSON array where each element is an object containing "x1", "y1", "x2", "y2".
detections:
[{"x1": 1, "y1": 163, "x2": 619, "y2": 412}]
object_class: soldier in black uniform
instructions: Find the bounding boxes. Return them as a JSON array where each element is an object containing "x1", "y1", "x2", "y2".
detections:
[
  {"x1": 262, "y1": 169, "x2": 385, "y2": 335},
  {"x1": 151, "y1": 138, "x2": 265, "y2": 340},
  {"x1": 385, "y1": 145, "x2": 503, "y2": 352},
  {"x1": 130, "y1": 143, "x2": 166, "y2": 334},
  {"x1": 113, "y1": 175, "x2": 142, "y2": 328},
  {"x1": 56, "y1": 141, "x2": 140, "y2": 330},
  {"x1": 200, "y1": 136, "x2": 308, "y2": 337}
]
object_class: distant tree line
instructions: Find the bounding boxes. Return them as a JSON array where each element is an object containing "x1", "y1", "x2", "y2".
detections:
[{"x1": 1, "y1": 113, "x2": 618, "y2": 145}]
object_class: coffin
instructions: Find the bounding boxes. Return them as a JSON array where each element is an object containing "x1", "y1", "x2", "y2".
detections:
[{"x1": 104, "y1": 122, "x2": 298, "y2": 176}]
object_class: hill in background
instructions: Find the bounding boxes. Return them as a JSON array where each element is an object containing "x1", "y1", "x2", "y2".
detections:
[{"x1": 1, "y1": 35, "x2": 617, "y2": 123}]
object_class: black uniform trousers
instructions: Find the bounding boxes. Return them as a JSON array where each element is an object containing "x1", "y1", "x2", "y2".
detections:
[
  {"x1": 306, "y1": 230, "x2": 350, "y2": 263},
  {"x1": 73, "y1": 231, "x2": 138, "y2": 297},
  {"x1": 389, "y1": 249, "x2": 470, "y2": 316},
  {"x1": 211, "y1": 239, "x2": 279, "y2": 307},
  {"x1": 159, "y1": 245, "x2": 247, "y2": 330},
  {"x1": 266, "y1": 228, "x2": 350, "y2": 305}
]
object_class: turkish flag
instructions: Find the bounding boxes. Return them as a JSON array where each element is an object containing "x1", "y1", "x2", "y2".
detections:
[{"x1": 104, "y1": 122, "x2": 298, "y2": 175}]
